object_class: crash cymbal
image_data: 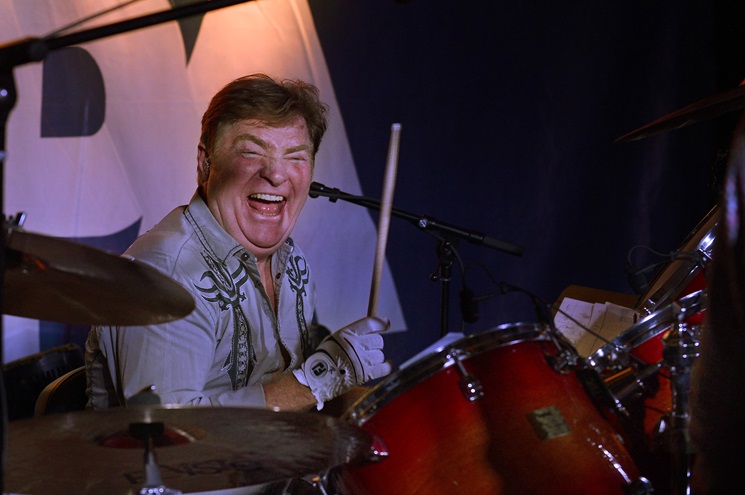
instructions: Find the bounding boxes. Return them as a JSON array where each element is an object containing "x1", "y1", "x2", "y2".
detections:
[
  {"x1": 2, "y1": 227, "x2": 195, "y2": 325},
  {"x1": 616, "y1": 84, "x2": 745, "y2": 143},
  {"x1": 6, "y1": 405, "x2": 375, "y2": 495}
]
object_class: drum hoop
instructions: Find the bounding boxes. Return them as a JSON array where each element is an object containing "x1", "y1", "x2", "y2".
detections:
[
  {"x1": 345, "y1": 322, "x2": 550, "y2": 425},
  {"x1": 596, "y1": 289, "x2": 706, "y2": 360},
  {"x1": 636, "y1": 205, "x2": 718, "y2": 315}
]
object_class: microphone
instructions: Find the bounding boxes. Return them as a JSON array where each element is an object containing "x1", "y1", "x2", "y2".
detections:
[
  {"x1": 626, "y1": 264, "x2": 650, "y2": 295},
  {"x1": 416, "y1": 217, "x2": 523, "y2": 256},
  {"x1": 459, "y1": 285, "x2": 510, "y2": 324},
  {"x1": 309, "y1": 181, "x2": 340, "y2": 200},
  {"x1": 459, "y1": 287, "x2": 480, "y2": 323}
]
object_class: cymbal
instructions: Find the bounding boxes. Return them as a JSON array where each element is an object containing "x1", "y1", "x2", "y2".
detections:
[
  {"x1": 616, "y1": 84, "x2": 745, "y2": 143},
  {"x1": 3, "y1": 227, "x2": 195, "y2": 325},
  {"x1": 6, "y1": 405, "x2": 375, "y2": 494}
]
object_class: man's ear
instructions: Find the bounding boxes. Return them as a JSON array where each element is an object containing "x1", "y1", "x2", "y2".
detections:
[{"x1": 197, "y1": 145, "x2": 211, "y2": 185}]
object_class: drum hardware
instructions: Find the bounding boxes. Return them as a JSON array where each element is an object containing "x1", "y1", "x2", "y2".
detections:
[
  {"x1": 626, "y1": 477, "x2": 655, "y2": 495},
  {"x1": 588, "y1": 343, "x2": 628, "y2": 374},
  {"x1": 603, "y1": 362, "x2": 662, "y2": 408},
  {"x1": 649, "y1": 310, "x2": 701, "y2": 495},
  {"x1": 447, "y1": 348, "x2": 484, "y2": 402},
  {"x1": 587, "y1": 338, "x2": 663, "y2": 413},
  {"x1": 588, "y1": 340, "x2": 665, "y2": 376},
  {"x1": 543, "y1": 320, "x2": 580, "y2": 374},
  {"x1": 545, "y1": 345, "x2": 578, "y2": 374},
  {"x1": 130, "y1": 421, "x2": 184, "y2": 495}
]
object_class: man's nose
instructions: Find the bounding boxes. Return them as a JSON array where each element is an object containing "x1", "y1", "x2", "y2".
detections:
[{"x1": 260, "y1": 157, "x2": 288, "y2": 185}]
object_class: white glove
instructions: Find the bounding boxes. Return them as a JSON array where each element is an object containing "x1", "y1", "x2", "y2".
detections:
[{"x1": 293, "y1": 316, "x2": 392, "y2": 409}]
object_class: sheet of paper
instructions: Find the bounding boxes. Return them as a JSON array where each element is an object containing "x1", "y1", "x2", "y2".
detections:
[
  {"x1": 554, "y1": 298, "x2": 636, "y2": 357},
  {"x1": 553, "y1": 297, "x2": 594, "y2": 345}
]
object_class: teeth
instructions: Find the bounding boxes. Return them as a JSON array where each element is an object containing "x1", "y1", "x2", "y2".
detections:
[{"x1": 250, "y1": 193, "x2": 284, "y2": 202}]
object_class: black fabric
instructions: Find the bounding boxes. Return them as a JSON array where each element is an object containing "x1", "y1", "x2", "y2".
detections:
[
  {"x1": 689, "y1": 112, "x2": 745, "y2": 494},
  {"x1": 308, "y1": 0, "x2": 745, "y2": 367}
]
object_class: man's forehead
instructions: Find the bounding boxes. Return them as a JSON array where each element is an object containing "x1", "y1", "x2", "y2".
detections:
[{"x1": 217, "y1": 117, "x2": 310, "y2": 147}]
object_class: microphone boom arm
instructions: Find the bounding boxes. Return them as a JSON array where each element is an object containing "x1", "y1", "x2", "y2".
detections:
[{"x1": 309, "y1": 182, "x2": 523, "y2": 257}]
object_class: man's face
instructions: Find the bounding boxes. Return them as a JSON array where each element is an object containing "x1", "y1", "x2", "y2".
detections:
[{"x1": 198, "y1": 117, "x2": 313, "y2": 260}]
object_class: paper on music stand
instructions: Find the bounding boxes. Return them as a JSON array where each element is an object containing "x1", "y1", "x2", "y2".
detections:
[{"x1": 554, "y1": 297, "x2": 636, "y2": 357}]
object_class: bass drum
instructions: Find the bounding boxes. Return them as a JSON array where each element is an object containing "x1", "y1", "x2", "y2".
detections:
[{"x1": 331, "y1": 323, "x2": 650, "y2": 495}]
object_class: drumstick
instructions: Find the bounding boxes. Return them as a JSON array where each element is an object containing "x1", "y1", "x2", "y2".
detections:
[{"x1": 368, "y1": 123, "x2": 401, "y2": 317}]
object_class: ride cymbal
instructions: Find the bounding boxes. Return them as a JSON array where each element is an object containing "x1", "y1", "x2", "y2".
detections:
[
  {"x1": 2, "y1": 227, "x2": 195, "y2": 325},
  {"x1": 616, "y1": 84, "x2": 745, "y2": 143},
  {"x1": 6, "y1": 405, "x2": 375, "y2": 494}
]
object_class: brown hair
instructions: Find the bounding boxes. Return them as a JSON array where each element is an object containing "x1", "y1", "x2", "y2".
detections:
[{"x1": 200, "y1": 73, "x2": 329, "y2": 158}]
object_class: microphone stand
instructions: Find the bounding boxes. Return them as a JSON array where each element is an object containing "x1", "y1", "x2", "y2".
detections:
[
  {"x1": 0, "y1": 0, "x2": 255, "y2": 491},
  {"x1": 309, "y1": 182, "x2": 524, "y2": 337},
  {"x1": 431, "y1": 238, "x2": 456, "y2": 337}
]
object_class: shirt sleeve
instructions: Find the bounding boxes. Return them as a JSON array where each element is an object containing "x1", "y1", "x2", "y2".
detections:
[{"x1": 92, "y1": 284, "x2": 268, "y2": 408}]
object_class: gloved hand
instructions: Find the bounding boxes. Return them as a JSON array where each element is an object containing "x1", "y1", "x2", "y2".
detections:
[{"x1": 293, "y1": 316, "x2": 391, "y2": 409}]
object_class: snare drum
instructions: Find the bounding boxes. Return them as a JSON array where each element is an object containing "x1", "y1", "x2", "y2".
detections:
[
  {"x1": 630, "y1": 206, "x2": 715, "y2": 371},
  {"x1": 333, "y1": 323, "x2": 649, "y2": 495},
  {"x1": 589, "y1": 289, "x2": 706, "y2": 470}
]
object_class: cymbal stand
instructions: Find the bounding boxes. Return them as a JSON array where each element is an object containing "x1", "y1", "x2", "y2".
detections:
[
  {"x1": 130, "y1": 422, "x2": 183, "y2": 495},
  {"x1": 653, "y1": 302, "x2": 701, "y2": 495}
]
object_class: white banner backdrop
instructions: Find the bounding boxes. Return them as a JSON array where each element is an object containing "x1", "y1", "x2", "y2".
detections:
[{"x1": 0, "y1": 0, "x2": 406, "y2": 362}]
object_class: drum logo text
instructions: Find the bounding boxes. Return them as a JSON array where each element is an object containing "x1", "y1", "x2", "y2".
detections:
[{"x1": 526, "y1": 405, "x2": 571, "y2": 440}]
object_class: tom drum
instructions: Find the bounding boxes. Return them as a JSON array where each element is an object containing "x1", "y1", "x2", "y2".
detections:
[{"x1": 333, "y1": 322, "x2": 650, "y2": 495}]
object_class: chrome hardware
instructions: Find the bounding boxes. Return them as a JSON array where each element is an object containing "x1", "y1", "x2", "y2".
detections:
[
  {"x1": 447, "y1": 350, "x2": 484, "y2": 402},
  {"x1": 651, "y1": 300, "x2": 702, "y2": 495},
  {"x1": 626, "y1": 476, "x2": 654, "y2": 495},
  {"x1": 546, "y1": 348, "x2": 578, "y2": 374}
]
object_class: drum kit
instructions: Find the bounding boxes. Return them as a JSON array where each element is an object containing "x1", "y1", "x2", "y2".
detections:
[
  {"x1": 0, "y1": 87, "x2": 731, "y2": 495},
  {"x1": 1, "y1": 7, "x2": 744, "y2": 491}
]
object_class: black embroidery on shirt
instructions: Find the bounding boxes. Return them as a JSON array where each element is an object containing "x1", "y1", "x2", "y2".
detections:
[
  {"x1": 195, "y1": 253, "x2": 255, "y2": 389},
  {"x1": 287, "y1": 255, "x2": 311, "y2": 358}
]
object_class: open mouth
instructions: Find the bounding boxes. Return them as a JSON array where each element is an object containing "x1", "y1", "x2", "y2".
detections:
[{"x1": 248, "y1": 193, "x2": 285, "y2": 216}]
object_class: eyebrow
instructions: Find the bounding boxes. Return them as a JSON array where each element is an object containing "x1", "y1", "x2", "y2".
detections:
[{"x1": 233, "y1": 133, "x2": 312, "y2": 154}]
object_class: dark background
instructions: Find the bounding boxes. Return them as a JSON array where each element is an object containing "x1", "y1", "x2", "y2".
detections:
[{"x1": 306, "y1": 0, "x2": 745, "y2": 368}]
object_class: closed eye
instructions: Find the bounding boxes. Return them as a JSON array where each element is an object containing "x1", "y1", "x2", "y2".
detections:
[
  {"x1": 287, "y1": 154, "x2": 309, "y2": 162},
  {"x1": 240, "y1": 149, "x2": 262, "y2": 157}
]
